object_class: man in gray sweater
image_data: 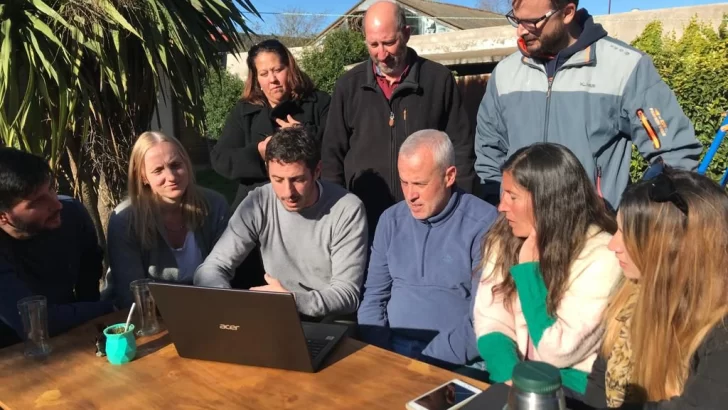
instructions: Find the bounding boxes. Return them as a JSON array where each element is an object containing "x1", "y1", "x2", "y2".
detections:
[{"x1": 194, "y1": 127, "x2": 369, "y2": 319}]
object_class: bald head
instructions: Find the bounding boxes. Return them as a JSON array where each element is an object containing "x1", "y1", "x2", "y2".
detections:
[
  {"x1": 364, "y1": 1, "x2": 406, "y2": 33},
  {"x1": 363, "y1": 1, "x2": 411, "y2": 78}
]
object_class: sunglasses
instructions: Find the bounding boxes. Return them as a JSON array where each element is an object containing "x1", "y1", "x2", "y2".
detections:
[{"x1": 648, "y1": 172, "x2": 689, "y2": 216}]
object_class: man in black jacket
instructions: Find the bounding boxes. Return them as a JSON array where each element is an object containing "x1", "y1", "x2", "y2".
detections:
[
  {"x1": 321, "y1": 1, "x2": 475, "y2": 237},
  {"x1": 0, "y1": 148, "x2": 113, "y2": 348}
]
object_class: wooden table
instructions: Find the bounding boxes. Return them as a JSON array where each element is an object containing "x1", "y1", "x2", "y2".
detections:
[{"x1": 0, "y1": 312, "x2": 488, "y2": 409}]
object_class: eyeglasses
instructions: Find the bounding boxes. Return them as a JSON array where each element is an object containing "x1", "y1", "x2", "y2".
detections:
[
  {"x1": 648, "y1": 172, "x2": 689, "y2": 216},
  {"x1": 505, "y1": 9, "x2": 560, "y2": 31}
]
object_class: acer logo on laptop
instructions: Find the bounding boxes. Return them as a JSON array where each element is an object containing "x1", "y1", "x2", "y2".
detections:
[{"x1": 219, "y1": 324, "x2": 240, "y2": 331}]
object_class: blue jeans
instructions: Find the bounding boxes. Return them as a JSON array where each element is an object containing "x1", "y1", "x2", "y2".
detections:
[
  {"x1": 391, "y1": 335, "x2": 429, "y2": 359},
  {"x1": 391, "y1": 335, "x2": 488, "y2": 373}
]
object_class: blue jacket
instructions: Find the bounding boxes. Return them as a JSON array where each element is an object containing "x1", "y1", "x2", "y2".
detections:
[{"x1": 358, "y1": 188, "x2": 497, "y2": 365}]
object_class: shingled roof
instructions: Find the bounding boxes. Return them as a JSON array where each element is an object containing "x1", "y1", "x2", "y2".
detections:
[
  {"x1": 398, "y1": 0, "x2": 507, "y2": 30},
  {"x1": 316, "y1": 0, "x2": 508, "y2": 41}
]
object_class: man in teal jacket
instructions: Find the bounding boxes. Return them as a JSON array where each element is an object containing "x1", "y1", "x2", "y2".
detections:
[{"x1": 474, "y1": 0, "x2": 702, "y2": 209}]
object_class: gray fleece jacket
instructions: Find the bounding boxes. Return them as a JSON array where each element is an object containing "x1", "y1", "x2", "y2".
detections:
[
  {"x1": 103, "y1": 187, "x2": 229, "y2": 308},
  {"x1": 193, "y1": 181, "x2": 369, "y2": 318}
]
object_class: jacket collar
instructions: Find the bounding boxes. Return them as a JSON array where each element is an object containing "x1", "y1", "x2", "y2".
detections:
[
  {"x1": 238, "y1": 91, "x2": 320, "y2": 116},
  {"x1": 520, "y1": 9, "x2": 604, "y2": 74},
  {"x1": 521, "y1": 43, "x2": 597, "y2": 73},
  {"x1": 418, "y1": 187, "x2": 463, "y2": 227},
  {"x1": 363, "y1": 47, "x2": 421, "y2": 97}
]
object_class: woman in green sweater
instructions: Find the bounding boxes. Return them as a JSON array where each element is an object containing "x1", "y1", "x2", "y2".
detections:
[{"x1": 473, "y1": 143, "x2": 622, "y2": 397}]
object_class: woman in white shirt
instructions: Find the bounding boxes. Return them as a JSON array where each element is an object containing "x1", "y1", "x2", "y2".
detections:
[{"x1": 104, "y1": 131, "x2": 229, "y2": 308}]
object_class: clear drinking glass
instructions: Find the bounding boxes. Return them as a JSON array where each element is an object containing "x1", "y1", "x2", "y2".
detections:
[
  {"x1": 129, "y1": 279, "x2": 161, "y2": 336},
  {"x1": 17, "y1": 295, "x2": 52, "y2": 357}
]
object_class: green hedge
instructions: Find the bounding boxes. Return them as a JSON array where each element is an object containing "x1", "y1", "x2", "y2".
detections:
[
  {"x1": 299, "y1": 29, "x2": 369, "y2": 94},
  {"x1": 630, "y1": 17, "x2": 728, "y2": 183},
  {"x1": 202, "y1": 69, "x2": 245, "y2": 140}
]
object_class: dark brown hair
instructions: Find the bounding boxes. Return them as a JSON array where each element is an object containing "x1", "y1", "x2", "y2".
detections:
[
  {"x1": 265, "y1": 127, "x2": 320, "y2": 172},
  {"x1": 479, "y1": 143, "x2": 616, "y2": 316},
  {"x1": 242, "y1": 39, "x2": 315, "y2": 106}
]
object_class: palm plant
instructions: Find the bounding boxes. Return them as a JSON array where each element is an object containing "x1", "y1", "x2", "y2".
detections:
[{"x1": 0, "y1": 0, "x2": 258, "y2": 242}]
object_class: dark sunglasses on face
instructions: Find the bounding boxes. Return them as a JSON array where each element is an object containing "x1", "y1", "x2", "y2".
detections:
[
  {"x1": 505, "y1": 9, "x2": 560, "y2": 31},
  {"x1": 648, "y1": 171, "x2": 689, "y2": 216}
]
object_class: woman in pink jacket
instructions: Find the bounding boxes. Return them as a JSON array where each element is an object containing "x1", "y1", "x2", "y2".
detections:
[{"x1": 473, "y1": 143, "x2": 622, "y2": 397}]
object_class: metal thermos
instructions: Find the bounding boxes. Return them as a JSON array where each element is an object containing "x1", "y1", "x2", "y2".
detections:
[{"x1": 503, "y1": 361, "x2": 567, "y2": 410}]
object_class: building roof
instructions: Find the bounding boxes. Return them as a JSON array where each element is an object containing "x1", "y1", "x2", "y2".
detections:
[
  {"x1": 316, "y1": 0, "x2": 507, "y2": 42},
  {"x1": 398, "y1": 0, "x2": 507, "y2": 30}
]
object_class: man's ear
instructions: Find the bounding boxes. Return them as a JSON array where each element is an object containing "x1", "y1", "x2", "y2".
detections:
[
  {"x1": 0, "y1": 211, "x2": 12, "y2": 228},
  {"x1": 313, "y1": 160, "x2": 322, "y2": 180},
  {"x1": 444, "y1": 165, "x2": 457, "y2": 188},
  {"x1": 562, "y1": 3, "x2": 577, "y2": 25},
  {"x1": 402, "y1": 26, "x2": 411, "y2": 44}
]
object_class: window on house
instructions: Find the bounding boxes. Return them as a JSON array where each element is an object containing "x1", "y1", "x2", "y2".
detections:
[
  {"x1": 345, "y1": 12, "x2": 365, "y2": 32},
  {"x1": 405, "y1": 12, "x2": 421, "y2": 35}
]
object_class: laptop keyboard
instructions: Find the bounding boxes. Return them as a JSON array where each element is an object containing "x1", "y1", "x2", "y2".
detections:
[{"x1": 306, "y1": 338, "x2": 329, "y2": 359}]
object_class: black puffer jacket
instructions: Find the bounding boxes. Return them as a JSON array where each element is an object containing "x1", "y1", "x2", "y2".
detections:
[
  {"x1": 211, "y1": 90, "x2": 330, "y2": 209},
  {"x1": 321, "y1": 49, "x2": 475, "y2": 234}
]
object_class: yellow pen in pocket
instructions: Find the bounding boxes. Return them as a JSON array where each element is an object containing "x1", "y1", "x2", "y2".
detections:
[{"x1": 637, "y1": 109, "x2": 661, "y2": 149}]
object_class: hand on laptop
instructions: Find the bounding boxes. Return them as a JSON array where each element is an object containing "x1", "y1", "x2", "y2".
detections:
[{"x1": 250, "y1": 274, "x2": 290, "y2": 294}]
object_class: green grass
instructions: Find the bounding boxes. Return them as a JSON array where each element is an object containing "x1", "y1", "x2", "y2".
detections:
[{"x1": 195, "y1": 168, "x2": 237, "y2": 205}]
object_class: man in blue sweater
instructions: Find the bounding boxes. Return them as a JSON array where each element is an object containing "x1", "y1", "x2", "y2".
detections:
[
  {"x1": 358, "y1": 129, "x2": 498, "y2": 367},
  {"x1": 0, "y1": 148, "x2": 113, "y2": 348}
]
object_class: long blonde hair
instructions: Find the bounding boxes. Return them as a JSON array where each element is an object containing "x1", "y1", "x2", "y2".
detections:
[
  {"x1": 602, "y1": 170, "x2": 728, "y2": 401},
  {"x1": 127, "y1": 131, "x2": 208, "y2": 249}
]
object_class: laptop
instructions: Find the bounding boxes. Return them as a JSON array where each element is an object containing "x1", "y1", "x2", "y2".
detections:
[{"x1": 147, "y1": 283, "x2": 348, "y2": 373}]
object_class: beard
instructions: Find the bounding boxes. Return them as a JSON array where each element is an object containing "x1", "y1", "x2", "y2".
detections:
[
  {"x1": 8, "y1": 211, "x2": 61, "y2": 236},
  {"x1": 524, "y1": 21, "x2": 570, "y2": 57},
  {"x1": 374, "y1": 45, "x2": 408, "y2": 75}
]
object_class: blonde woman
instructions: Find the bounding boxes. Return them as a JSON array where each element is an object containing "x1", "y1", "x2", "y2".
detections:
[
  {"x1": 104, "y1": 131, "x2": 229, "y2": 308},
  {"x1": 583, "y1": 169, "x2": 728, "y2": 409}
]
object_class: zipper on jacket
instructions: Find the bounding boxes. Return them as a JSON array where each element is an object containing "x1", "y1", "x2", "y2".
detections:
[
  {"x1": 421, "y1": 222, "x2": 432, "y2": 277},
  {"x1": 542, "y1": 76, "x2": 555, "y2": 142},
  {"x1": 596, "y1": 165, "x2": 603, "y2": 198},
  {"x1": 389, "y1": 108, "x2": 397, "y2": 197}
]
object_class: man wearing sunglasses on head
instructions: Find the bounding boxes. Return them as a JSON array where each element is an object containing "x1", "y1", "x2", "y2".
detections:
[{"x1": 474, "y1": 0, "x2": 702, "y2": 211}]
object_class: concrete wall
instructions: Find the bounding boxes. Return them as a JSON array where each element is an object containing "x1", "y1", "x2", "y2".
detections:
[
  {"x1": 598, "y1": 4, "x2": 727, "y2": 45},
  {"x1": 406, "y1": 3, "x2": 728, "y2": 57}
]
